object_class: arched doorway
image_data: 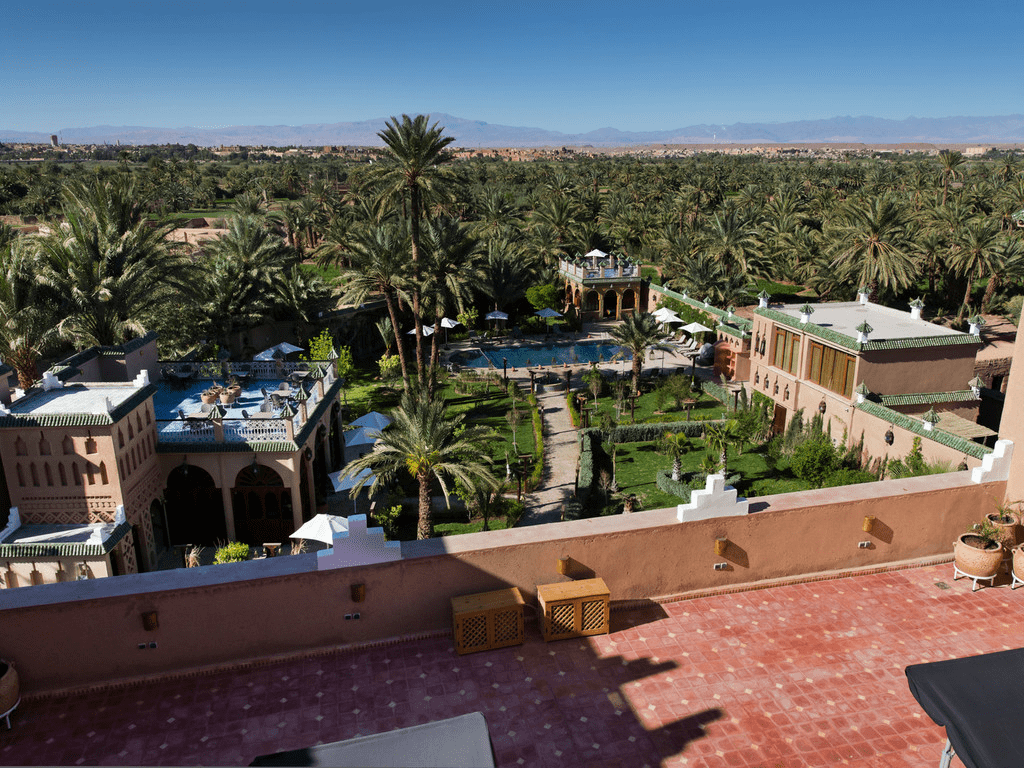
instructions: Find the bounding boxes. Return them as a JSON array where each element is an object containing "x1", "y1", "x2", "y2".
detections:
[
  {"x1": 584, "y1": 290, "x2": 600, "y2": 313},
  {"x1": 314, "y1": 427, "x2": 328, "y2": 506},
  {"x1": 620, "y1": 288, "x2": 636, "y2": 314},
  {"x1": 573, "y1": 288, "x2": 582, "y2": 308},
  {"x1": 231, "y1": 463, "x2": 294, "y2": 545},
  {"x1": 603, "y1": 290, "x2": 618, "y2": 318},
  {"x1": 164, "y1": 465, "x2": 227, "y2": 545}
]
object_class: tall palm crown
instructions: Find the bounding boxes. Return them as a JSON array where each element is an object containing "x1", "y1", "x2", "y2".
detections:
[
  {"x1": 608, "y1": 312, "x2": 676, "y2": 395},
  {"x1": 36, "y1": 181, "x2": 189, "y2": 347},
  {"x1": 339, "y1": 223, "x2": 413, "y2": 391},
  {"x1": 372, "y1": 115, "x2": 456, "y2": 379},
  {"x1": 0, "y1": 238, "x2": 59, "y2": 389},
  {"x1": 827, "y1": 195, "x2": 917, "y2": 297},
  {"x1": 340, "y1": 387, "x2": 496, "y2": 540}
]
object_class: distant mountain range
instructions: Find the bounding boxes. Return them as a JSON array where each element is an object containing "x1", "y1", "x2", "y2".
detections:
[{"x1": 4, "y1": 113, "x2": 1024, "y2": 147}]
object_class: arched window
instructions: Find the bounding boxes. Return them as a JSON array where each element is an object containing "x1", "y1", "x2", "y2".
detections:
[
  {"x1": 99, "y1": 462, "x2": 108, "y2": 484},
  {"x1": 38, "y1": 434, "x2": 51, "y2": 456},
  {"x1": 119, "y1": 458, "x2": 126, "y2": 478},
  {"x1": 137, "y1": 413, "x2": 143, "y2": 432},
  {"x1": 118, "y1": 430, "x2": 124, "y2": 448},
  {"x1": 127, "y1": 420, "x2": 134, "y2": 439},
  {"x1": 44, "y1": 464, "x2": 53, "y2": 486},
  {"x1": 30, "y1": 463, "x2": 39, "y2": 487},
  {"x1": 62, "y1": 435, "x2": 74, "y2": 455},
  {"x1": 72, "y1": 463, "x2": 82, "y2": 485},
  {"x1": 144, "y1": 408, "x2": 151, "y2": 425},
  {"x1": 14, "y1": 437, "x2": 27, "y2": 456},
  {"x1": 59, "y1": 463, "x2": 67, "y2": 486},
  {"x1": 86, "y1": 463, "x2": 95, "y2": 485},
  {"x1": 16, "y1": 464, "x2": 25, "y2": 486}
]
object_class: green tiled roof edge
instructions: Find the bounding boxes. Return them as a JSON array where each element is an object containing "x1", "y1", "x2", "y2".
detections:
[
  {"x1": 0, "y1": 521, "x2": 131, "y2": 558},
  {"x1": 754, "y1": 307, "x2": 979, "y2": 351},
  {"x1": 0, "y1": 384, "x2": 158, "y2": 428},
  {"x1": 855, "y1": 400, "x2": 991, "y2": 459},
  {"x1": 652, "y1": 284, "x2": 753, "y2": 331},
  {"x1": 879, "y1": 391, "x2": 977, "y2": 406}
]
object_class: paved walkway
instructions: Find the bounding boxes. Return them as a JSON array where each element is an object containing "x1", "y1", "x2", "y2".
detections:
[
  {"x1": 0, "y1": 563, "x2": 994, "y2": 767},
  {"x1": 520, "y1": 386, "x2": 579, "y2": 525}
]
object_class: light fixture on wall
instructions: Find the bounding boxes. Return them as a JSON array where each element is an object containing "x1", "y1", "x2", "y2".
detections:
[
  {"x1": 557, "y1": 556, "x2": 570, "y2": 576},
  {"x1": 714, "y1": 537, "x2": 728, "y2": 556},
  {"x1": 251, "y1": 454, "x2": 259, "y2": 474},
  {"x1": 773, "y1": 382, "x2": 779, "y2": 395},
  {"x1": 141, "y1": 610, "x2": 159, "y2": 631},
  {"x1": 350, "y1": 584, "x2": 365, "y2": 603},
  {"x1": 862, "y1": 516, "x2": 875, "y2": 534},
  {"x1": 784, "y1": 385, "x2": 789, "y2": 400},
  {"x1": 180, "y1": 456, "x2": 188, "y2": 476},
  {"x1": 754, "y1": 372, "x2": 759, "y2": 385},
  {"x1": 884, "y1": 427, "x2": 894, "y2": 445},
  {"x1": 818, "y1": 400, "x2": 827, "y2": 415}
]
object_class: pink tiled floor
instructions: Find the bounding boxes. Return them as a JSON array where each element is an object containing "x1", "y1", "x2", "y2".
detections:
[{"x1": 2, "y1": 564, "x2": 1016, "y2": 767}]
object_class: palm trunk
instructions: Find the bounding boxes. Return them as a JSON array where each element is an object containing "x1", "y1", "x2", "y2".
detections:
[
  {"x1": 958, "y1": 269, "x2": 975, "y2": 322},
  {"x1": 416, "y1": 471, "x2": 433, "y2": 539},
  {"x1": 982, "y1": 272, "x2": 1001, "y2": 311},
  {"x1": 632, "y1": 355, "x2": 642, "y2": 396},
  {"x1": 410, "y1": 184, "x2": 426, "y2": 381},
  {"x1": 384, "y1": 291, "x2": 411, "y2": 392},
  {"x1": 429, "y1": 304, "x2": 443, "y2": 394},
  {"x1": 672, "y1": 457, "x2": 681, "y2": 482}
]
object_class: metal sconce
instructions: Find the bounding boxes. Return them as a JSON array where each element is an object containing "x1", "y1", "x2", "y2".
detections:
[
  {"x1": 251, "y1": 454, "x2": 260, "y2": 474},
  {"x1": 884, "y1": 428, "x2": 894, "y2": 446},
  {"x1": 862, "y1": 516, "x2": 875, "y2": 534},
  {"x1": 714, "y1": 537, "x2": 728, "y2": 556},
  {"x1": 141, "y1": 610, "x2": 159, "y2": 631},
  {"x1": 557, "y1": 556, "x2": 570, "y2": 576},
  {"x1": 754, "y1": 372, "x2": 759, "y2": 385},
  {"x1": 351, "y1": 584, "x2": 366, "y2": 603},
  {"x1": 818, "y1": 400, "x2": 827, "y2": 415},
  {"x1": 784, "y1": 385, "x2": 789, "y2": 400},
  {"x1": 773, "y1": 382, "x2": 779, "y2": 395}
]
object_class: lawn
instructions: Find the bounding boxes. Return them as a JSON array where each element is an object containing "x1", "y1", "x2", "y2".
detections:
[
  {"x1": 577, "y1": 379, "x2": 728, "y2": 426},
  {"x1": 611, "y1": 438, "x2": 814, "y2": 511}
]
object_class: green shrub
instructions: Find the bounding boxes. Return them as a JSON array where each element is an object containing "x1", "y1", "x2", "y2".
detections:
[
  {"x1": 213, "y1": 541, "x2": 250, "y2": 564},
  {"x1": 566, "y1": 389, "x2": 582, "y2": 427},
  {"x1": 503, "y1": 498, "x2": 526, "y2": 527},
  {"x1": 790, "y1": 437, "x2": 841, "y2": 485},
  {"x1": 526, "y1": 393, "x2": 544, "y2": 491},
  {"x1": 373, "y1": 503, "x2": 404, "y2": 540},
  {"x1": 818, "y1": 468, "x2": 876, "y2": 488},
  {"x1": 701, "y1": 378, "x2": 734, "y2": 409},
  {"x1": 656, "y1": 469, "x2": 695, "y2": 500}
]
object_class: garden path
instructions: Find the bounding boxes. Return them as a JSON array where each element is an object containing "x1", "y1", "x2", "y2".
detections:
[{"x1": 519, "y1": 387, "x2": 578, "y2": 526}]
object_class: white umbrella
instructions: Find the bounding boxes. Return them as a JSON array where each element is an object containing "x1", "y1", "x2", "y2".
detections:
[
  {"x1": 653, "y1": 307, "x2": 679, "y2": 321},
  {"x1": 681, "y1": 321, "x2": 712, "y2": 334},
  {"x1": 254, "y1": 342, "x2": 304, "y2": 361},
  {"x1": 485, "y1": 311, "x2": 508, "y2": 321},
  {"x1": 406, "y1": 325, "x2": 435, "y2": 336},
  {"x1": 662, "y1": 316, "x2": 685, "y2": 325},
  {"x1": 329, "y1": 467, "x2": 376, "y2": 493},
  {"x1": 289, "y1": 513, "x2": 350, "y2": 546},
  {"x1": 350, "y1": 411, "x2": 391, "y2": 432},
  {"x1": 584, "y1": 248, "x2": 608, "y2": 259},
  {"x1": 440, "y1": 316, "x2": 460, "y2": 343}
]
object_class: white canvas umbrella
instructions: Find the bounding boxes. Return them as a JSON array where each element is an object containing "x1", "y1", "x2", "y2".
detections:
[
  {"x1": 439, "y1": 316, "x2": 460, "y2": 343},
  {"x1": 534, "y1": 308, "x2": 562, "y2": 318},
  {"x1": 289, "y1": 513, "x2": 350, "y2": 546},
  {"x1": 584, "y1": 248, "x2": 608, "y2": 259},
  {"x1": 406, "y1": 325, "x2": 435, "y2": 336},
  {"x1": 349, "y1": 411, "x2": 392, "y2": 432},
  {"x1": 485, "y1": 310, "x2": 508, "y2": 321},
  {"x1": 329, "y1": 467, "x2": 377, "y2": 516},
  {"x1": 681, "y1": 321, "x2": 712, "y2": 335},
  {"x1": 254, "y1": 342, "x2": 304, "y2": 361},
  {"x1": 653, "y1": 307, "x2": 679, "y2": 321}
]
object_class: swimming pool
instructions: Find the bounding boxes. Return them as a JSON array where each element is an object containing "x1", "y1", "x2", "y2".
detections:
[{"x1": 451, "y1": 342, "x2": 630, "y2": 369}]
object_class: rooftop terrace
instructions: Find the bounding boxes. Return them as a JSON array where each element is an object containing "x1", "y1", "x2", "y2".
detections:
[{"x1": 0, "y1": 563, "x2": 999, "y2": 767}]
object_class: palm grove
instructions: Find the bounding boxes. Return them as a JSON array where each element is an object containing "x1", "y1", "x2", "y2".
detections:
[{"x1": 2, "y1": 120, "x2": 1024, "y2": 537}]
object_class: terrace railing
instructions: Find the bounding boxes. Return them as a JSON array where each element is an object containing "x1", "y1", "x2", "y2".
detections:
[
  {"x1": 157, "y1": 418, "x2": 291, "y2": 444},
  {"x1": 160, "y1": 360, "x2": 335, "y2": 380}
]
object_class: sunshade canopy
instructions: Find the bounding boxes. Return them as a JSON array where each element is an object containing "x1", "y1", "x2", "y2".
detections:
[
  {"x1": 344, "y1": 427, "x2": 380, "y2": 447},
  {"x1": 534, "y1": 308, "x2": 562, "y2": 318},
  {"x1": 485, "y1": 311, "x2": 509, "y2": 321},
  {"x1": 289, "y1": 513, "x2": 349, "y2": 545},
  {"x1": 406, "y1": 325, "x2": 434, "y2": 336},
  {"x1": 349, "y1": 411, "x2": 392, "y2": 431},
  {"x1": 440, "y1": 317, "x2": 461, "y2": 328},
  {"x1": 254, "y1": 342, "x2": 304, "y2": 361},
  {"x1": 329, "y1": 467, "x2": 375, "y2": 493},
  {"x1": 584, "y1": 249, "x2": 608, "y2": 259},
  {"x1": 681, "y1": 322, "x2": 713, "y2": 334}
]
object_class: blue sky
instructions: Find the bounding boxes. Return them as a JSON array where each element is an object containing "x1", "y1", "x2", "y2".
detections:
[{"x1": 2, "y1": 0, "x2": 1018, "y2": 133}]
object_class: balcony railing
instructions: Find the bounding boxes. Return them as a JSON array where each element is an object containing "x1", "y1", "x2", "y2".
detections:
[
  {"x1": 560, "y1": 261, "x2": 637, "y2": 281},
  {"x1": 157, "y1": 418, "x2": 291, "y2": 444}
]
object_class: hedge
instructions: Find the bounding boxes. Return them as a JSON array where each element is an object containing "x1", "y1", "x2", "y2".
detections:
[
  {"x1": 525, "y1": 393, "x2": 544, "y2": 491},
  {"x1": 655, "y1": 469, "x2": 741, "y2": 500},
  {"x1": 701, "y1": 378, "x2": 734, "y2": 409},
  {"x1": 566, "y1": 388, "x2": 582, "y2": 427}
]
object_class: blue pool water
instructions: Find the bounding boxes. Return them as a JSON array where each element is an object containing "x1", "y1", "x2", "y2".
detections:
[{"x1": 452, "y1": 342, "x2": 630, "y2": 369}]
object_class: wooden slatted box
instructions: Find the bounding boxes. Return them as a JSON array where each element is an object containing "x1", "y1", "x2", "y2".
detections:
[
  {"x1": 451, "y1": 587, "x2": 525, "y2": 655},
  {"x1": 536, "y1": 577, "x2": 610, "y2": 642}
]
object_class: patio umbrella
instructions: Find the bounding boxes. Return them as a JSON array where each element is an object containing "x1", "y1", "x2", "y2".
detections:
[
  {"x1": 440, "y1": 316, "x2": 460, "y2": 344},
  {"x1": 534, "y1": 308, "x2": 562, "y2": 318},
  {"x1": 653, "y1": 308, "x2": 680, "y2": 323},
  {"x1": 584, "y1": 248, "x2": 608, "y2": 259},
  {"x1": 344, "y1": 427, "x2": 381, "y2": 448},
  {"x1": 254, "y1": 342, "x2": 304, "y2": 361},
  {"x1": 328, "y1": 467, "x2": 377, "y2": 516},
  {"x1": 349, "y1": 411, "x2": 392, "y2": 432},
  {"x1": 406, "y1": 325, "x2": 435, "y2": 336},
  {"x1": 681, "y1": 321, "x2": 712, "y2": 335},
  {"x1": 485, "y1": 311, "x2": 508, "y2": 321},
  {"x1": 289, "y1": 513, "x2": 350, "y2": 546}
]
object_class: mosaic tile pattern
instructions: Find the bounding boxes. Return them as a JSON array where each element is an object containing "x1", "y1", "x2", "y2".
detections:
[{"x1": 2, "y1": 564, "x2": 1011, "y2": 767}]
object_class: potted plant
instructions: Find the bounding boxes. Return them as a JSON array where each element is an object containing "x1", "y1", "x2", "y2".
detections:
[
  {"x1": 226, "y1": 376, "x2": 242, "y2": 399},
  {"x1": 986, "y1": 500, "x2": 1021, "y2": 552},
  {"x1": 200, "y1": 386, "x2": 221, "y2": 405},
  {"x1": 953, "y1": 518, "x2": 1004, "y2": 585}
]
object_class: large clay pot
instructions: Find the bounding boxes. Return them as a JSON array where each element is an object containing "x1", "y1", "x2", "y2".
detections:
[
  {"x1": 1014, "y1": 546, "x2": 1024, "y2": 586},
  {"x1": 953, "y1": 533, "x2": 1003, "y2": 579},
  {"x1": 987, "y1": 512, "x2": 1022, "y2": 552},
  {"x1": 218, "y1": 391, "x2": 235, "y2": 405},
  {"x1": 0, "y1": 660, "x2": 19, "y2": 717},
  {"x1": 200, "y1": 391, "x2": 218, "y2": 405}
]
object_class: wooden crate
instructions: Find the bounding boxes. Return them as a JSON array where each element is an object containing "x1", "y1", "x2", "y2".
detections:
[
  {"x1": 536, "y1": 577, "x2": 610, "y2": 642},
  {"x1": 451, "y1": 587, "x2": 525, "y2": 655}
]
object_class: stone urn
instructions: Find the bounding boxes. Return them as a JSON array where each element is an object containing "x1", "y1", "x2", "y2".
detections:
[
  {"x1": 953, "y1": 532, "x2": 1003, "y2": 580},
  {"x1": 0, "y1": 660, "x2": 19, "y2": 720},
  {"x1": 986, "y1": 510, "x2": 1021, "y2": 552}
]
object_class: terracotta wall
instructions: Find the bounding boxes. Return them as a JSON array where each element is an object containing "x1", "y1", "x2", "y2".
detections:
[
  {"x1": 859, "y1": 347, "x2": 978, "y2": 396},
  {"x1": 0, "y1": 473, "x2": 1004, "y2": 693},
  {"x1": 1, "y1": 557, "x2": 111, "y2": 587}
]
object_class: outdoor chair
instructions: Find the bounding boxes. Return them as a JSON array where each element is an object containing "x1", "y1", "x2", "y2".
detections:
[
  {"x1": 260, "y1": 387, "x2": 269, "y2": 398},
  {"x1": 177, "y1": 409, "x2": 187, "y2": 420},
  {"x1": 270, "y1": 393, "x2": 286, "y2": 409},
  {"x1": 258, "y1": 399, "x2": 273, "y2": 413},
  {"x1": 277, "y1": 382, "x2": 291, "y2": 393},
  {"x1": 241, "y1": 410, "x2": 250, "y2": 419}
]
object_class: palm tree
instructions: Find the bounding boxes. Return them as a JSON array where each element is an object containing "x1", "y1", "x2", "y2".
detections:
[
  {"x1": 827, "y1": 195, "x2": 917, "y2": 297},
  {"x1": 36, "y1": 181, "x2": 190, "y2": 347},
  {"x1": 950, "y1": 218, "x2": 1002, "y2": 321},
  {"x1": 372, "y1": 115, "x2": 456, "y2": 379},
  {"x1": 198, "y1": 216, "x2": 293, "y2": 349},
  {"x1": 0, "y1": 238, "x2": 59, "y2": 389},
  {"x1": 704, "y1": 420, "x2": 741, "y2": 474},
  {"x1": 340, "y1": 387, "x2": 497, "y2": 539},
  {"x1": 658, "y1": 431, "x2": 689, "y2": 482},
  {"x1": 608, "y1": 313, "x2": 675, "y2": 395},
  {"x1": 938, "y1": 150, "x2": 966, "y2": 205},
  {"x1": 339, "y1": 224, "x2": 414, "y2": 391}
]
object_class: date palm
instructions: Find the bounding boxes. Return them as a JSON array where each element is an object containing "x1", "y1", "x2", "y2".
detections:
[
  {"x1": 938, "y1": 149, "x2": 966, "y2": 206},
  {"x1": 36, "y1": 181, "x2": 189, "y2": 347},
  {"x1": 658, "y1": 431, "x2": 689, "y2": 482},
  {"x1": 0, "y1": 238, "x2": 59, "y2": 389},
  {"x1": 340, "y1": 387, "x2": 496, "y2": 539},
  {"x1": 828, "y1": 195, "x2": 917, "y2": 297},
  {"x1": 339, "y1": 223, "x2": 414, "y2": 391},
  {"x1": 608, "y1": 313, "x2": 675, "y2": 395},
  {"x1": 372, "y1": 115, "x2": 456, "y2": 379},
  {"x1": 950, "y1": 218, "x2": 1002, "y2": 321}
]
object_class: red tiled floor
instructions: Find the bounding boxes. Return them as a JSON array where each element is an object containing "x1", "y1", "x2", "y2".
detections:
[{"x1": 0, "y1": 563, "x2": 1005, "y2": 766}]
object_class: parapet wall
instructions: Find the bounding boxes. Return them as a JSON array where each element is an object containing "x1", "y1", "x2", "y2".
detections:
[{"x1": 0, "y1": 471, "x2": 1006, "y2": 693}]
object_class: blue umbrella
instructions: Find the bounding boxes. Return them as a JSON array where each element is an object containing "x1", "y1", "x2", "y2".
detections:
[{"x1": 534, "y1": 308, "x2": 563, "y2": 318}]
